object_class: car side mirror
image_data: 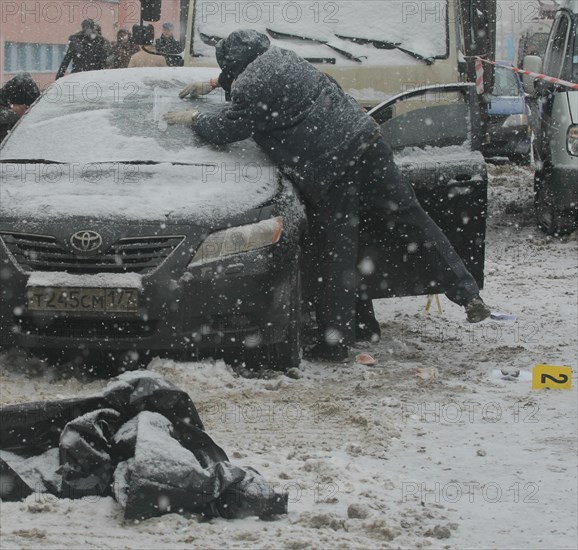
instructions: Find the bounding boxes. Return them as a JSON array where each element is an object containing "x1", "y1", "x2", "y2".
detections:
[{"x1": 522, "y1": 55, "x2": 542, "y2": 96}]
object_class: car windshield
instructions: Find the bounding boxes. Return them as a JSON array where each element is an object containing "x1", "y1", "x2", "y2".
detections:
[
  {"x1": 492, "y1": 66, "x2": 521, "y2": 97},
  {"x1": 1, "y1": 68, "x2": 273, "y2": 166}
]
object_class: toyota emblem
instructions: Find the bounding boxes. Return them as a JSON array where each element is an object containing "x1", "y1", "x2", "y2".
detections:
[{"x1": 70, "y1": 230, "x2": 103, "y2": 253}]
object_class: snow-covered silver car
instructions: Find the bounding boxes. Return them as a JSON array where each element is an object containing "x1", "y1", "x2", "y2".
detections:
[{"x1": 0, "y1": 70, "x2": 487, "y2": 372}]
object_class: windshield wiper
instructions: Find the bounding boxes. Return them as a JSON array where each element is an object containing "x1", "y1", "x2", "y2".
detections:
[
  {"x1": 104, "y1": 160, "x2": 209, "y2": 166},
  {"x1": 75, "y1": 160, "x2": 212, "y2": 167},
  {"x1": 0, "y1": 159, "x2": 203, "y2": 167},
  {"x1": 0, "y1": 159, "x2": 65, "y2": 164},
  {"x1": 199, "y1": 31, "x2": 336, "y2": 64},
  {"x1": 265, "y1": 28, "x2": 365, "y2": 63},
  {"x1": 199, "y1": 32, "x2": 223, "y2": 47},
  {"x1": 335, "y1": 34, "x2": 435, "y2": 65},
  {"x1": 142, "y1": 45, "x2": 184, "y2": 61}
]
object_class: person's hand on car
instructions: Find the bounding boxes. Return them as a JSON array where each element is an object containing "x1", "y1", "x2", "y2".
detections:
[
  {"x1": 179, "y1": 79, "x2": 218, "y2": 99},
  {"x1": 163, "y1": 110, "x2": 199, "y2": 126},
  {"x1": 10, "y1": 104, "x2": 29, "y2": 117}
]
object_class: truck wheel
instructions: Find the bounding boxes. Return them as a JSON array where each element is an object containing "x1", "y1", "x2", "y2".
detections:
[{"x1": 534, "y1": 168, "x2": 576, "y2": 236}]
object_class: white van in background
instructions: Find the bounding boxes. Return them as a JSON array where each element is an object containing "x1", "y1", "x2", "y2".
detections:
[{"x1": 524, "y1": 0, "x2": 578, "y2": 235}]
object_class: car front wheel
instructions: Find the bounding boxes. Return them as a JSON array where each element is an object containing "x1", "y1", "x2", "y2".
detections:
[{"x1": 227, "y1": 253, "x2": 302, "y2": 373}]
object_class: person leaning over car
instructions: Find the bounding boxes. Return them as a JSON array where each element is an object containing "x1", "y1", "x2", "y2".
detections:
[
  {"x1": 164, "y1": 29, "x2": 492, "y2": 362},
  {"x1": 0, "y1": 73, "x2": 40, "y2": 143}
]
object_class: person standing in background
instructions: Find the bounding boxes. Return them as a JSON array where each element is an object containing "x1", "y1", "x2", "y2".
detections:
[
  {"x1": 56, "y1": 19, "x2": 108, "y2": 79},
  {"x1": 128, "y1": 27, "x2": 168, "y2": 68},
  {"x1": 0, "y1": 73, "x2": 40, "y2": 143},
  {"x1": 109, "y1": 29, "x2": 140, "y2": 69},
  {"x1": 156, "y1": 23, "x2": 183, "y2": 67}
]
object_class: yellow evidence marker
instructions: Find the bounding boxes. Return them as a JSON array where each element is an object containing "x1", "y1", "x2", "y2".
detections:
[{"x1": 532, "y1": 364, "x2": 573, "y2": 390}]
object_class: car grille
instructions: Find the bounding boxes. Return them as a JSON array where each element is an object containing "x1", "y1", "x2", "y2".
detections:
[{"x1": 0, "y1": 232, "x2": 185, "y2": 274}]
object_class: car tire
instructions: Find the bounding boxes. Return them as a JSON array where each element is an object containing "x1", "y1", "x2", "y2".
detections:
[
  {"x1": 263, "y1": 262, "x2": 302, "y2": 371},
  {"x1": 227, "y1": 253, "x2": 302, "y2": 373},
  {"x1": 534, "y1": 166, "x2": 577, "y2": 236}
]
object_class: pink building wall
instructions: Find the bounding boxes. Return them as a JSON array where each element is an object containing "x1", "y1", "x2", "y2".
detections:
[{"x1": 1, "y1": 0, "x2": 182, "y2": 89}]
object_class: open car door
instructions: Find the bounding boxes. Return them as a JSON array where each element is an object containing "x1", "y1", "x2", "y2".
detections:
[{"x1": 360, "y1": 83, "x2": 487, "y2": 299}]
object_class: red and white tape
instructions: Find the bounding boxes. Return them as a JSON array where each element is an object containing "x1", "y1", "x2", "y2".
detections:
[
  {"x1": 475, "y1": 57, "x2": 485, "y2": 94},
  {"x1": 477, "y1": 56, "x2": 578, "y2": 91}
]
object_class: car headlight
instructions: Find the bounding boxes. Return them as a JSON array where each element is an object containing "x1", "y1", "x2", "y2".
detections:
[
  {"x1": 189, "y1": 217, "x2": 283, "y2": 265},
  {"x1": 502, "y1": 114, "x2": 528, "y2": 128},
  {"x1": 567, "y1": 125, "x2": 578, "y2": 156}
]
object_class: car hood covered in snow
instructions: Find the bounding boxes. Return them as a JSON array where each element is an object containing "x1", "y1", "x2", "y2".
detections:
[
  {"x1": 0, "y1": 161, "x2": 279, "y2": 224},
  {"x1": 0, "y1": 68, "x2": 279, "y2": 223}
]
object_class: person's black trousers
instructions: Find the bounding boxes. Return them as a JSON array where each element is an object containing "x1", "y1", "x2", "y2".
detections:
[{"x1": 307, "y1": 136, "x2": 481, "y2": 347}]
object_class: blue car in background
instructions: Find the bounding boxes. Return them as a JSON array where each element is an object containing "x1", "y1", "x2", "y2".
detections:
[{"x1": 482, "y1": 62, "x2": 532, "y2": 163}]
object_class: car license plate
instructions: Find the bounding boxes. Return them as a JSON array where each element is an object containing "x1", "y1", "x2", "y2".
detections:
[{"x1": 26, "y1": 287, "x2": 139, "y2": 313}]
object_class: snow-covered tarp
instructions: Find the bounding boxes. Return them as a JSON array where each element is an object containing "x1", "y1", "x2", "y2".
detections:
[{"x1": 0, "y1": 372, "x2": 288, "y2": 521}]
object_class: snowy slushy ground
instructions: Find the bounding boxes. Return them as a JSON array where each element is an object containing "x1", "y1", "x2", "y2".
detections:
[{"x1": 1, "y1": 163, "x2": 577, "y2": 549}]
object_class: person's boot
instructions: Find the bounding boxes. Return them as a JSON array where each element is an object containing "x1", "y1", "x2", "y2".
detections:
[
  {"x1": 355, "y1": 297, "x2": 381, "y2": 342},
  {"x1": 303, "y1": 342, "x2": 348, "y2": 363},
  {"x1": 355, "y1": 316, "x2": 381, "y2": 342},
  {"x1": 465, "y1": 295, "x2": 491, "y2": 323}
]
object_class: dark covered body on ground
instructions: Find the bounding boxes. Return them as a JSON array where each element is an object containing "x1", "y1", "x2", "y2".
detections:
[{"x1": 0, "y1": 372, "x2": 288, "y2": 520}]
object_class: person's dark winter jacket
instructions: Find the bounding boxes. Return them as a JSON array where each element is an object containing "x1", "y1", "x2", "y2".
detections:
[
  {"x1": 0, "y1": 103, "x2": 18, "y2": 144},
  {"x1": 194, "y1": 30, "x2": 382, "y2": 204},
  {"x1": 56, "y1": 28, "x2": 108, "y2": 79},
  {"x1": 109, "y1": 30, "x2": 140, "y2": 69},
  {"x1": 0, "y1": 73, "x2": 40, "y2": 143},
  {"x1": 155, "y1": 34, "x2": 183, "y2": 67}
]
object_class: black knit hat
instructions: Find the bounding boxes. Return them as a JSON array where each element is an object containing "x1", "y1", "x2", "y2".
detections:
[
  {"x1": 215, "y1": 30, "x2": 270, "y2": 95},
  {"x1": 81, "y1": 19, "x2": 96, "y2": 31},
  {"x1": 3, "y1": 73, "x2": 40, "y2": 106}
]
